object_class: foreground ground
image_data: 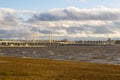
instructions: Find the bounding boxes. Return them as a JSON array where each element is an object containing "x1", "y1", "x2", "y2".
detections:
[{"x1": 0, "y1": 56, "x2": 120, "y2": 80}]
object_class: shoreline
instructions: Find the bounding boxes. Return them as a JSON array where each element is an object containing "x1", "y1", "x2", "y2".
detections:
[{"x1": 0, "y1": 56, "x2": 119, "y2": 65}]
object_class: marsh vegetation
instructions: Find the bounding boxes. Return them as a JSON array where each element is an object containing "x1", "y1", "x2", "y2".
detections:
[{"x1": 0, "y1": 56, "x2": 120, "y2": 80}]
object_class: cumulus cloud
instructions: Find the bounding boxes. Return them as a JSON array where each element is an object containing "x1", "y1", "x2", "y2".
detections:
[
  {"x1": 29, "y1": 7, "x2": 120, "y2": 21},
  {"x1": 1, "y1": 7, "x2": 120, "y2": 40}
]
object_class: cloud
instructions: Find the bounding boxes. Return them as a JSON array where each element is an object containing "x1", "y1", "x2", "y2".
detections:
[
  {"x1": 29, "y1": 7, "x2": 120, "y2": 21},
  {"x1": 0, "y1": 7, "x2": 120, "y2": 40}
]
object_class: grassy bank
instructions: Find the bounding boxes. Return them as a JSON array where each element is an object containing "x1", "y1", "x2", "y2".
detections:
[{"x1": 0, "y1": 56, "x2": 120, "y2": 80}]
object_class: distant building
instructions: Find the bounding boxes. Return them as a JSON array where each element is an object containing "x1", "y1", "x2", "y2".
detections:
[
  {"x1": 75, "y1": 38, "x2": 115, "y2": 46},
  {"x1": 107, "y1": 38, "x2": 115, "y2": 45},
  {"x1": 0, "y1": 38, "x2": 116, "y2": 47}
]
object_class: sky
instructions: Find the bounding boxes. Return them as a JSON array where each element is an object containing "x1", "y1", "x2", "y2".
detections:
[
  {"x1": 0, "y1": 0, "x2": 120, "y2": 40},
  {"x1": 0, "y1": 0, "x2": 120, "y2": 11}
]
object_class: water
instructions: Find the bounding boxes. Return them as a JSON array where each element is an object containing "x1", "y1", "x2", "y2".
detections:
[{"x1": 0, "y1": 47, "x2": 120, "y2": 65}]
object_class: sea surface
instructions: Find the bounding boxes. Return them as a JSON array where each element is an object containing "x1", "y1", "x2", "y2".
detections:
[{"x1": 0, "y1": 46, "x2": 120, "y2": 65}]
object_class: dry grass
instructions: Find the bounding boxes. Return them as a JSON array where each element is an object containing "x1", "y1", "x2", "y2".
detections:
[{"x1": 0, "y1": 56, "x2": 120, "y2": 80}]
